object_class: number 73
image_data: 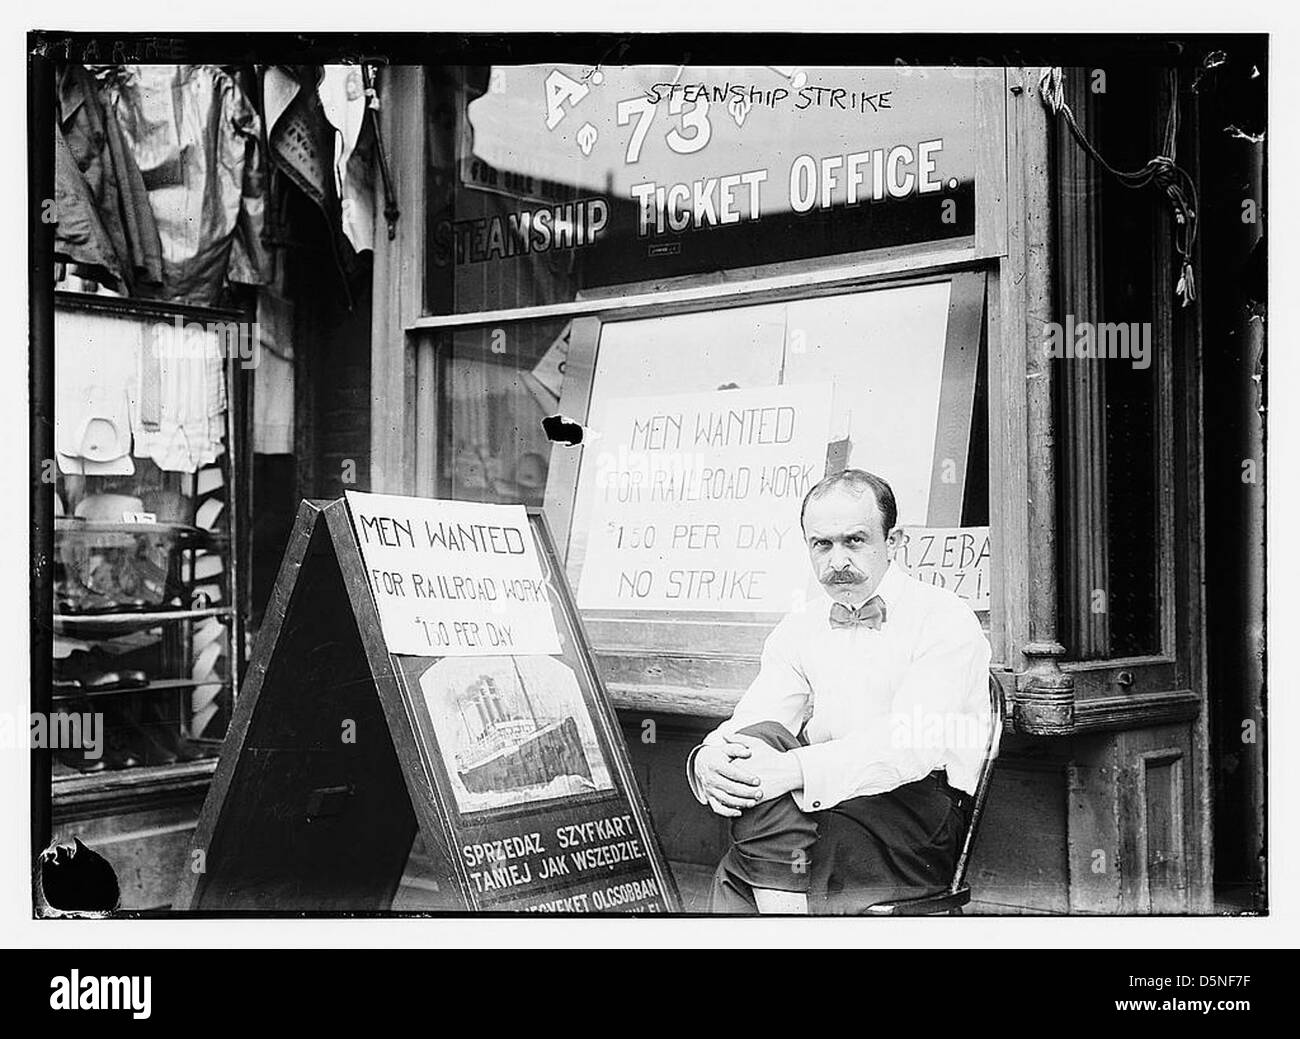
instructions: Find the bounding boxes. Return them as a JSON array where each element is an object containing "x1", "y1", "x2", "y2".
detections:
[{"x1": 616, "y1": 94, "x2": 712, "y2": 164}]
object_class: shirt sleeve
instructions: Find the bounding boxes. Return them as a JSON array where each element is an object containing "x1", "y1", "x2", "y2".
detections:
[
  {"x1": 685, "y1": 621, "x2": 813, "y2": 804},
  {"x1": 789, "y1": 603, "x2": 992, "y2": 812}
]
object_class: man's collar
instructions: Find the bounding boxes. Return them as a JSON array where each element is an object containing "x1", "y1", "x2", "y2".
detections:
[{"x1": 873, "y1": 561, "x2": 907, "y2": 607}]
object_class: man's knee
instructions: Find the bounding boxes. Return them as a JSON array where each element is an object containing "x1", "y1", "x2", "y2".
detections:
[
  {"x1": 730, "y1": 788, "x2": 804, "y2": 845},
  {"x1": 719, "y1": 791, "x2": 817, "y2": 899},
  {"x1": 711, "y1": 721, "x2": 816, "y2": 905},
  {"x1": 727, "y1": 721, "x2": 815, "y2": 848},
  {"x1": 733, "y1": 720, "x2": 802, "y2": 752}
]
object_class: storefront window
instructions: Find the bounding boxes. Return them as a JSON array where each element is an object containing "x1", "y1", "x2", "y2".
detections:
[
  {"x1": 421, "y1": 64, "x2": 1001, "y2": 664},
  {"x1": 52, "y1": 303, "x2": 240, "y2": 774},
  {"x1": 1055, "y1": 65, "x2": 1168, "y2": 661},
  {"x1": 560, "y1": 277, "x2": 988, "y2": 655},
  {"x1": 48, "y1": 59, "x2": 264, "y2": 780},
  {"x1": 426, "y1": 65, "x2": 985, "y2": 314},
  {"x1": 434, "y1": 317, "x2": 572, "y2": 509},
  {"x1": 430, "y1": 274, "x2": 989, "y2": 659}
]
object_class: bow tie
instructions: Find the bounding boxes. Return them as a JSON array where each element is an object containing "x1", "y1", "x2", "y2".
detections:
[{"x1": 829, "y1": 596, "x2": 887, "y2": 630}]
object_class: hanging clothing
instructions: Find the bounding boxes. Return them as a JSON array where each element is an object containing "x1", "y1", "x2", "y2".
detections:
[
  {"x1": 55, "y1": 307, "x2": 228, "y2": 477},
  {"x1": 226, "y1": 66, "x2": 273, "y2": 288},
  {"x1": 262, "y1": 64, "x2": 372, "y2": 305},
  {"x1": 131, "y1": 312, "x2": 227, "y2": 475},
  {"x1": 54, "y1": 310, "x2": 139, "y2": 476},
  {"x1": 103, "y1": 65, "x2": 270, "y2": 306},
  {"x1": 253, "y1": 286, "x2": 295, "y2": 454},
  {"x1": 131, "y1": 330, "x2": 226, "y2": 473},
  {"x1": 318, "y1": 64, "x2": 376, "y2": 254},
  {"x1": 53, "y1": 63, "x2": 163, "y2": 294},
  {"x1": 263, "y1": 65, "x2": 340, "y2": 232},
  {"x1": 54, "y1": 127, "x2": 118, "y2": 286}
]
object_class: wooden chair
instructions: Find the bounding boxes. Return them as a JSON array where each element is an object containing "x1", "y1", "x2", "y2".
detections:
[{"x1": 861, "y1": 674, "x2": 1005, "y2": 916}]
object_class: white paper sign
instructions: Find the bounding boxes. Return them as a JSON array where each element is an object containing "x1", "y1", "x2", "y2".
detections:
[
  {"x1": 898, "y1": 526, "x2": 991, "y2": 611},
  {"x1": 576, "y1": 383, "x2": 832, "y2": 612},
  {"x1": 346, "y1": 492, "x2": 561, "y2": 656}
]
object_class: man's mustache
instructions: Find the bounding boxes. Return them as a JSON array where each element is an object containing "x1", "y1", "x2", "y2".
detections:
[{"x1": 824, "y1": 568, "x2": 864, "y2": 583}]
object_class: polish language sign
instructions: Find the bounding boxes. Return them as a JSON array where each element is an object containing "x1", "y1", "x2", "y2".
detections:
[
  {"x1": 576, "y1": 384, "x2": 832, "y2": 612},
  {"x1": 898, "y1": 525, "x2": 991, "y2": 611},
  {"x1": 346, "y1": 492, "x2": 562, "y2": 656},
  {"x1": 178, "y1": 498, "x2": 677, "y2": 913}
]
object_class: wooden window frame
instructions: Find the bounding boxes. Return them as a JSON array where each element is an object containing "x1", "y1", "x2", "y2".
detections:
[
  {"x1": 411, "y1": 262, "x2": 998, "y2": 716},
  {"x1": 1051, "y1": 68, "x2": 1204, "y2": 732},
  {"x1": 43, "y1": 290, "x2": 253, "y2": 820},
  {"x1": 547, "y1": 269, "x2": 987, "y2": 632},
  {"x1": 374, "y1": 65, "x2": 1146, "y2": 725}
]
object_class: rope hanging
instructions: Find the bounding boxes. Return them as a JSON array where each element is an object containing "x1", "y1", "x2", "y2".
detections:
[{"x1": 1039, "y1": 66, "x2": 1199, "y2": 307}]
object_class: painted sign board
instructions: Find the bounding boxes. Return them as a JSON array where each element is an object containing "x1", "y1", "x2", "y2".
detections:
[{"x1": 176, "y1": 497, "x2": 678, "y2": 913}]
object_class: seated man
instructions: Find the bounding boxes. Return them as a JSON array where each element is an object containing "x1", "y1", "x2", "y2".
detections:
[{"x1": 688, "y1": 468, "x2": 992, "y2": 914}]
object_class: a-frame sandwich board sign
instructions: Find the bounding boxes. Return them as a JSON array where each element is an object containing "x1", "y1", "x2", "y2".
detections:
[{"x1": 174, "y1": 495, "x2": 680, "y2": 913}]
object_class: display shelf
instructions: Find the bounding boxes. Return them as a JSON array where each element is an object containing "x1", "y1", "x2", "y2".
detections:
[
  {"x1": 55, "y1": 519, "x2": 228, "y2": 541},
  {"x1": 51, "y1": 677, "x2": 232, "y2": 703},
  {"x1": 53, "y1": 607, "x2": 233, "y2": 635},
  {"x1": 51, "y1": 757, "x2": 221, "y2": 816}
]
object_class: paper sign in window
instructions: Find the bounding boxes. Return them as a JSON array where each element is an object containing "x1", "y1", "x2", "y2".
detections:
[
  {"x1": 898, "y1": 525, "x2": 991, "y2": 611},
  {"x1": 575, "y1": 383, "x2": 832, "y2": 612}
]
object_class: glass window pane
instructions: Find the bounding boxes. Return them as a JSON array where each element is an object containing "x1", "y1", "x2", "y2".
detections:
[
  {"x1": 429, "y1": 279, "x2": 988, "y2": 658},
  {"x1": 427, "y1": 65, "x2": 982, "y2": 314},
  {"x1": 1099, "y1": 68, "x2": 1162, "y2": 657},
  {"x1": 53, "y1": 307, "x2": 235, "y2": 774},
  {"x1": 1055, "y1": 64, "x2": 1166, "y2": 660},
  {"x1": 563, "y1": 279, "x2": 987, "y2": 654},
  {"x1": 436, "y1": 318, "x2": 572, "y2": 509}
]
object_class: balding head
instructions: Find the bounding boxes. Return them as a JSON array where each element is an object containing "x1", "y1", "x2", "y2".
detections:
[{"x1": 800, "y1": 469, "x2": 898, "y2": 539}]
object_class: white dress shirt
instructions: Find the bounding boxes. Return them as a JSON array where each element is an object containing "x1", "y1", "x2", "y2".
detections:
[{"x1": 688, "y1": 562, "x2": 993, "y2": 813}]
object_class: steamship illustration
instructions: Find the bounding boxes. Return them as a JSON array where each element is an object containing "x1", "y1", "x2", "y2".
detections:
[{"x1": 454, "y1": 659, "x2": 593, "y2": 794}]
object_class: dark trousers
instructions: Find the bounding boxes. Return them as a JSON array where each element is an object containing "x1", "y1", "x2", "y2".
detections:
[{"x1": 710, "y1": 721, "x2": 969, "y2": 915}]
